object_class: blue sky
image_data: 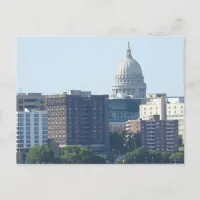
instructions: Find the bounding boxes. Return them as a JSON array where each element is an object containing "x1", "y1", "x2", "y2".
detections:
[{"x1": 17, "y1": 37, "x2": 184, "y2": 96}]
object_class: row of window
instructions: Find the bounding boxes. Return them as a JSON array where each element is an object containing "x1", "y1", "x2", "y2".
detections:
[
  {"x1": 167, "y1": 114, "x2": 184, "y2": 117},
  {"x1": 17, "y1": 130, "x2": 48, "y2": 134},
  {"x1": 143, "y1": 106, "x2": 184, "y2": 110},
  {"x1": 117, "y1": 79, "x2": 142, "y2": 83},
  {"x1": 18, "y1": 113, "x2": 46, "y2": 117}
]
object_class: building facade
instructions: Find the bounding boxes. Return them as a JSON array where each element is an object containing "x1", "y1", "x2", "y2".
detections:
[
  {"x1": 111, "y1": 42, "x2": 147, "y2": 99},
  {"x1": 16, "y1": 109, "x2": 48, "y2": 153},
  {"x1": 110, "y1": 121, "x2": 126, "y2": 134},
  {"x1": 109, "y1": 98, "x2": 145, "y2": 122},
  {"x1": 17, "y1": 93, "x2": 46, "y2": 111},
  {"x1": 139, "y1": 93, "x2": 167, "y2": 120},
  {"x1": 140, "y1": 115, "x2": 179, "y2": 153},
  {"x1": 139, "y1": 93, "x2": 184, "y2": 136},
  {"x1": 46, "y1": 90, "x2": 110, "y2": 152},
  {"x1": 126, "y1": 120, "x2": 141, "y2": 134},
  {"x1": 166, "y1": 97, "x2": 184, "y2": 136}
]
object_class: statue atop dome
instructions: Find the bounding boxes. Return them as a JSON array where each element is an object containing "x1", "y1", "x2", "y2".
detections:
[{"x1": 126, "y1": 42, "x2": 132, "y2": 58}]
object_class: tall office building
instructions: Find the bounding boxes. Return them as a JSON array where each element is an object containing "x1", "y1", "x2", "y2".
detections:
[
  {"x1": 17, "y1": 93, "x2": 46, "y2": 111},
  {"x1": 139, "y1": 93, "x2": 184, "y2": 136},
  {"x1": 16, "y1": 109, "x2": 48, "y2": 153},
  {"x1": 46, "y1": 90, "x2": 110, "y2": 152}
]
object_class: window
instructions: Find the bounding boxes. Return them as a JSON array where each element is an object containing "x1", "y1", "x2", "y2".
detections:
[
  {"x1": 35, "y1": 135, "x2": 39, "y2": 140},
  {"x1": 26, "y1": 135, "x2": 31, "y2": 139},
  {"x1": 34, "y1": 123, "x2": 39, "y2": 127},
  {"x1": 34, "y1": 114, "x2": 39, "y2": 117}
]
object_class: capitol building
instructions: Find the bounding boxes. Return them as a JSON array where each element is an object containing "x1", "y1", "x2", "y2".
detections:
[{"x1": 111, "y1": 42, "x2": 147, "y2": 99}]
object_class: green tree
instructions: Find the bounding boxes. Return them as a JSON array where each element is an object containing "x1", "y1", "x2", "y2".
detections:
[
  {"x1": 60, "y1": 146, "x2": 106, "y2": 164},
  {"x1": 123, "y1": 133, "x2": 136, "y2": 153},
  {"x1": 161, "y1": 152, "x2": 171, "y2": 163},
  {"x1": 106, "y1": 153, "x2": 116, "y2": 163},
  {"x1": 169, "y1": 152, "x2": 184, "y2": 163},
  {"x1": 27, "y1": 145, "x2": 54, "y2": 164},
  {"x1": 85, "y1": 155, "x2": 106, "y2": 164},
  {"x1": 134, "y1": 133, "x2": 141, "y2": 148},
  {"x1": 125, "y1": 147, "x2": 149, "y2": 164},
  {"x1": 110, "y1": 132, "x2": 124, "y2": 154},
  {"x1": 151, "y1": 151, "x2": 162, "y2": 163},
  {"x1": 178, "y1": 135, "x2": 184, "y2": 147}
]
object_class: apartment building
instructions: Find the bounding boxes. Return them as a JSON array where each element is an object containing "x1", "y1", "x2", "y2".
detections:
[
  {"x1": 46, "y1": 90, "x2": 110, "y2": 152},
  {"x1": 16, "y1": 109, "x2": 48, "y2": 153},
  {"x1": 140, "y1": 115, "x2": 178, "y2": 152},
  {"x1": 17, "y1": 93, "x2": 46, "y2": 111},
  {"x1": 139, "y1": 93, "x2": 184, "y2": 136},
  {"x1": 126, "y1": 115, "x2": 179, "y2": 153}
]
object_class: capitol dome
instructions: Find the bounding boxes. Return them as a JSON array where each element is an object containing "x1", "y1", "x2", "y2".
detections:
[
  {"x1": 116, "y1": 58, "x2": 143, "y2": 78},
  {"x1": 111, "y1": 42, "x2": 147, "y2": 99}
]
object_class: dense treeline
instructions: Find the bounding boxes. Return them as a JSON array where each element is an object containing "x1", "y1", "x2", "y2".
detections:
[{"x1": 18, "y1": 132, "x2": 184, "y2": 164}]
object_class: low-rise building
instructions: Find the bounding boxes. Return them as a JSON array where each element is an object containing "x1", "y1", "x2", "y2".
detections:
[
  {"x1": 110, "y1": 121, "x2": 126, "y2": 133},
  {"x1": 126, "y1": 120, "x2": 141, "y2": 134}
]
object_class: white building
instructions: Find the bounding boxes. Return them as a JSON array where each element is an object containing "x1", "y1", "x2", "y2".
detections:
[
  {"x1": 16, "y1": 109, "x2": 48, "y2": 152},
  {"x1": 140, "y1": 93, "x2": 167, "y2": 120},
  {"x1": 139, "y1": 93, "x2": 184, "y2": 136},
  {"x1": 111, "y1": 42, "x2": 147, "y2": 99},
  {"x1": 166, "y1": 97, "x2": 184, "y2": 136}
]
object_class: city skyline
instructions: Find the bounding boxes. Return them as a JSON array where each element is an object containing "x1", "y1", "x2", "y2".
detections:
[
  {"x1": 17, "y1": 37, "x2": 184, "y2": 96},
  {"x1": 16, "y1": 37, "x2": 184, "y2": 164}
]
